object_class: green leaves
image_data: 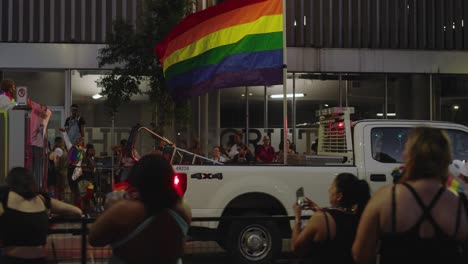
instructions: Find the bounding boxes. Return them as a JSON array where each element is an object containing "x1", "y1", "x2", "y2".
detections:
[
  {"x1": 97, "y1": 0, "x2": 193, "y2": 133},
  {"x1": 97, "y1": 73, "x2": 141, "y2": 112}
]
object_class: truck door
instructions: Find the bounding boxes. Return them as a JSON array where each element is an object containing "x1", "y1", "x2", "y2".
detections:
[{"x1": 363, "y1": 125, "x2": 410, "y2": 193}]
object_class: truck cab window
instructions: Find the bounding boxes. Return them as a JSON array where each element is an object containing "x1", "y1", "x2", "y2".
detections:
[
  {"x1": 446, "y1": 130, "x2": 468, "y2": 161},
  {"x1": 371, "y1": 128, "x2": 408, "y2": 163},
  {"x1": 372, "y1": 127, "x2": 468, "y2": 164}
]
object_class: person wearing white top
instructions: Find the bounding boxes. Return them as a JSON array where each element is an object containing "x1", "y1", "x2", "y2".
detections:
[{"x1": 212, "y1": 146, "x2": 227, "y2": 163}]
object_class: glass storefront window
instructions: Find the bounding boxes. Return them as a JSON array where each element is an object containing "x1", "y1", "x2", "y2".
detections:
[{"x1": 438, "y1": 75, "x2": 468, "y2": 126}]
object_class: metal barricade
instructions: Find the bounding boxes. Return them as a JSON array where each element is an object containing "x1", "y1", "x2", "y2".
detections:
[{"x1": 46, "y1": 215, "x2": 303, "y2": 263}]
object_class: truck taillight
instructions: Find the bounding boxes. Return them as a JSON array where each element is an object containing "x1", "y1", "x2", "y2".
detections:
[{"x1": 173, "y1": 173, "x2": 187, "y2": 196}]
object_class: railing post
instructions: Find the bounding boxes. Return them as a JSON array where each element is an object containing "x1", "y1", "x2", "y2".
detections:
[{"x1": 81, "y1": 217, "x2": 87, "y2": 264}]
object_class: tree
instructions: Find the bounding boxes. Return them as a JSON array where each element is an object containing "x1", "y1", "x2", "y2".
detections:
[{"x1": 97, "y1": 0, "x2": 193, "y2": 136}]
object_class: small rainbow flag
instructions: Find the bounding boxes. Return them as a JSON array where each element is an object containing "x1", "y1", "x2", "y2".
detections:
[
  {"x1": 67, "y1": 145, "x2": 85, "y2": 166},
  {"x1": 155, "y1": 0, "x2": 284, "y2": 99},
  {"x1": 447, "y1": 174, "x2": 465, "y2": 194}
]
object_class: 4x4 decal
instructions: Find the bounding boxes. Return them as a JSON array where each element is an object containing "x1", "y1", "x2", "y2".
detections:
[{"x1": 191, "y1": 173, "x2": 223, "y2": 180}]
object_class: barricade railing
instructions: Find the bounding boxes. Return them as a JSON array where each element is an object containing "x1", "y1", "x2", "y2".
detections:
[{"x1": 46, "y1": 215, "x2": 304, "y2": 263}]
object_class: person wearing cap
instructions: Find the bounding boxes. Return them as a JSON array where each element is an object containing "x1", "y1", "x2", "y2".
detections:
[{"x1": 64, "y1": 104, "x2": 86, "y2": 145}]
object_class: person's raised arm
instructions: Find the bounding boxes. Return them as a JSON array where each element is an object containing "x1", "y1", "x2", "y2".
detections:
[
  {"x1": 290, "y1": 203, "x2": 326, "y2": 257},
  {"x1": 50, "y1": 198, "x2": 82, "y2": 217},
  {"x1": 352, "y1": 186, "x2": 389, "y2": 264},
  {"x1": 60, "y1": 129, "x2": 73, "y2": 151},
  {"x1": 88, "y1": 200, "x2": 132, "y2": 247}
]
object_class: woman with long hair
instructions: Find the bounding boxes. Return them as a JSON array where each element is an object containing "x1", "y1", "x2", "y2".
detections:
[
  {"x1": 89, "y1": 154, "x2": 191, "y2": 263},
  {"x1": 353, "y1": 127, "x2": 468, "y2": 263},
  {"x1": 0, "y1": 167, "x2": 82, "y2": 263},
  {"x1": 291, "y1": 173, "x2": 370, "y2": 263}
]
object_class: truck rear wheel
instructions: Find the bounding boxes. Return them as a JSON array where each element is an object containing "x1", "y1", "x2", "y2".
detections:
[{"x1": 227, "y1": 214, "x2": 281, "y2": 263}]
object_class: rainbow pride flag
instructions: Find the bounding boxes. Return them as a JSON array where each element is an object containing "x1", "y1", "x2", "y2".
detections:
[
  {"x1": 155, "y1": 0, "x2": 284, "y2": 99},
  {"x1": 447, "y1": 174, "x2": 466, "y2": 194}
]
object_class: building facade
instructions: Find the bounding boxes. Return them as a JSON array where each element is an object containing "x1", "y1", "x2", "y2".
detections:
[{"x1": 1, "y1": 0, "x2": 468, "y2": 156}]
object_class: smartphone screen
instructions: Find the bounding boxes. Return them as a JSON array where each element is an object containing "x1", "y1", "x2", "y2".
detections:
[{"x1": 296, "y1": 187, "x2": 304, "y2": 204}]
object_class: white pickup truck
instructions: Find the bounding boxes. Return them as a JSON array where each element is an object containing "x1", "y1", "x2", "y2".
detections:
[{"x1": 131, "y1": 107, "x2": 468, "y2": 264}]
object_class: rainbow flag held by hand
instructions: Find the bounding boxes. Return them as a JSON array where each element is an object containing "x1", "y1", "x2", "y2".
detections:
[
  {"x1": 155, "y1": 0, "x2": 284, "y2": 99},
  {"x1": 67, "y1": 145, "x2": 85, "y2": 166}
]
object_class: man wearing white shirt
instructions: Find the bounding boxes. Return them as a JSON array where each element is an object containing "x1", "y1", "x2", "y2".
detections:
[{"x1": 228, "y1": 132, "x2": 242, "y2": 159}]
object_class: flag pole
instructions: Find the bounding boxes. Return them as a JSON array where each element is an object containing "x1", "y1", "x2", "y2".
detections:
[{"x1": 282, "y1": 0, "x2": 288, "y2": 164}]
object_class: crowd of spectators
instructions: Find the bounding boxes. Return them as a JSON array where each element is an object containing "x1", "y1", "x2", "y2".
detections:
[
  {"x1": 196, "y1": 131, "x2": 299, "y2": 165},
  {"x1": 2, "y1": 77, "x2": 468, "y2": 262}
]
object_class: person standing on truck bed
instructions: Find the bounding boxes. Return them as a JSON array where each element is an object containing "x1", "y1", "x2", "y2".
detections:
[
  {"x1": 352, "y1": 127, "x2": 468, "y2": 264},
  {"x1": 291, "y1": 173, "x2": 371, "y2": 264}
]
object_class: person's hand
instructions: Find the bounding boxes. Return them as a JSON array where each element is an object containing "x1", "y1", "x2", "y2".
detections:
[
  {"x1": 59, "y1": 128, "x2": 66, "y2": 132},
  {"x1": 293, "y1": 203, "x2": 302, "y2": 219},
  {"x1": 302, "y1": 197, "x2": 322, "y2": 212}
]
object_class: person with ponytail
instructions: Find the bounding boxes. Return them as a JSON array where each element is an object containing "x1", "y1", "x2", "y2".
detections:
[
  {"x1": 353, "y1": 127, "x2": 468, "y2": 264},
  {"x1": 291, "y1": 173, "x2": 370, "y2": 263},
  {"x1": 88, "y1": 154, "x2": 191, "y2": 264}
]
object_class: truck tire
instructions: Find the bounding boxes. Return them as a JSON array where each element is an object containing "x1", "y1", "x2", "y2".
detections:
[{"x1": 227, "y1": 214, "x2": 281, "y2": 264}]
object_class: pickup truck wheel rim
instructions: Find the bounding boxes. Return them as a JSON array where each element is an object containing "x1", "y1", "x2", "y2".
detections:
[{"x1": 239, "y1": 226, "x2": 271, "y2": 260}]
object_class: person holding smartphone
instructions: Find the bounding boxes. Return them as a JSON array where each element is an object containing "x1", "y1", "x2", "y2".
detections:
[{"x1": 291, "y1": 173, "x2": 371, "y2": 264}]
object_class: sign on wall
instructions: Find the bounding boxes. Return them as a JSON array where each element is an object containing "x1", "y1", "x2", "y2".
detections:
[{"x1": 15, "y1": 86, "x2": 28, "y2": 106}]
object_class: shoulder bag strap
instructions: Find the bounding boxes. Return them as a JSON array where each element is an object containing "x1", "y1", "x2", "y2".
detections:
[
  {"x1": 323, "y1": 210, "x2": 331, "y2": 241},
  {"x1": 391, "y1": 185, "x2": 397, "y2": 232}
]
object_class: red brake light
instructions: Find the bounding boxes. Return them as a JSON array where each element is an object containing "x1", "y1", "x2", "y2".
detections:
[
  {"x1": 173, "y1": 173, "x2": 187, "y2": 196},
  {"x1": 174, "y1": 175, "x2": 180, "y2": 186}
]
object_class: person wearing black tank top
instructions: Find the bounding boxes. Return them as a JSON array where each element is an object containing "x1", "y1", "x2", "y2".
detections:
[
  {"x1": 0, "y1": 167, "x2": 82, "y2": 263},
  {"x1": 353, "y1": 127, "x2": 468, "y2": 264},
  {"x1": 291, "y1": 173, "x2": 370, "y2": 264}
]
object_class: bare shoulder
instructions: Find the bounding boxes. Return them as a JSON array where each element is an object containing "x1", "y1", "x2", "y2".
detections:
[
  {"x1": 172, "y1": 198, "x2": 192, "y2": 224},
  {"x1": 370, "y1": 184, "x2": 394, "y2": 205},
  {"x1": 361, "y1": 184, "x2": 394, "y2": 221},
  {"x1": 307, "y1": 210, "x2": 329, "y2": 229},
  {"x1": 307, "y1": 210, "x2": 333, "y2": 240},
  {"x1": 105, "y1": 199, "x2": 146, "y2": 221},
  {"x1": 374, "y1": 184, "x2": 394, "y2": 196}
]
